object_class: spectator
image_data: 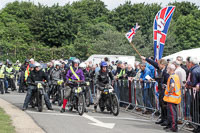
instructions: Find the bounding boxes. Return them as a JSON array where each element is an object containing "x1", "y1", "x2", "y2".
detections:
[
  {"x1": 139, "y1": 63, "x2": 152, "y2": 114},
  {"x1": 163, "y1": 63, "x2": 181, "y2": 132},
  {"x1": 126, "y1": 64, "x2": 136, "y2": 80},
  {"x1": 173, "y1": 60, "x2": 186, "y2": 124},
  {"x1": 133, "y1": 62, "x2": 144, "y2": 111},
  {"x1": 176, "y1": 56, "x2": 189, "y2": 78},
  {"x1": 141, "y1": 56, "x2": 169, "y2": 126},
  {"x1": 114, "y1": 60, "x2": 122, "y2": 76},
  {"x1": 186, "y1": 57, "x2": 200, "y2": 133},
  {"x1": 117, "y1": 63, "x2": 127, "y2": 79}
]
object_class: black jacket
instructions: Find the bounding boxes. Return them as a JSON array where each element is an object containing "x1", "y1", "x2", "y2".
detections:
[
  {"x1": 146, "y1": 58, "x2": 169, "y2": 85},
  {"x1": 20, "y1": 64, "x2": 28, "y2": 72},
  {"x1": 126, "y1": 68, "x2": 136, "y2": 78},
  {"x1": 97, "y1": 70, "x2": 113, "y2": 86},
  {"x1": 27, "y1": 69, "x2": 48, "y2": 83},
  {"x1": 180, "y1": 64, "x2": 189, "y2": 79},
  {"x1": 115, "y1": 67, "x2": 121, "y2": 76},
  {"x1": 188, "y1": 65, "x2": 200, "y2": 87}
]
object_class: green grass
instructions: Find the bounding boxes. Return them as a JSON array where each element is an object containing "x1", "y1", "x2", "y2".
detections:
[{"x1": 0, "y1": 108, "x2": 15, "y2": 133}]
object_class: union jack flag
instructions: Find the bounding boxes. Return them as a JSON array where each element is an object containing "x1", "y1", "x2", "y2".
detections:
[
  {"x1": 153, "y1": 6, "x2": 175, "y2": 62},
  {"x1": 125, "y1": 23, "x2": 140, "y2": 43}
]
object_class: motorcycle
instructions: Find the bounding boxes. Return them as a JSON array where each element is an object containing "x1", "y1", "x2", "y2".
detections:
[
  {"x1": 84, "y1": 80, "x2": 91, "y2": 107},
  {"x1": 0, "y1": 73, "x2": 5, "y2": 94},
  {"x1": 30, "y1": 81, "x2": 47, "y2": 112},
  {"x1": 99, "y1": 84, "x2": 119, "y2": 116},
  {"x1": 50, "y1": 79, "x2": 64, "y2": 106},
  {"x1": 67, "y1": 80, "x2": 86, "y2": 116}
]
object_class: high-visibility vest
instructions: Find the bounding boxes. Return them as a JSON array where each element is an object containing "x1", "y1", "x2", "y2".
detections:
[
  {"x1": 14, "y1": 64, "x2": 20, "y2": 71},
  {"x1": 117, "y1": 69, "x2": 126, "y2": 78},
  {"x1": 6, "y1": 67, "x2": 13, "y2": 73},
  {"x1": 0, "y1": 67, "x2": 4, "y2": 74},
  {"x1": 25, "y1": 65, "x2": 30, "y2": 81},
  {"x1": 70, "y1": 66, "x2": 80, "y2": 81},
  {"x1": 163, "y1": 74, "x2": 181, "y2": 104}
]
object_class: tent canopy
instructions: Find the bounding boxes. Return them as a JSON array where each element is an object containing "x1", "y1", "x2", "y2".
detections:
[{"x1": 163, "y1": 48, "x2": 200, "y2": 61}]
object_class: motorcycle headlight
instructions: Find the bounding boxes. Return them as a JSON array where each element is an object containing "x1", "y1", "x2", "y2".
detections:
[{"x1": 37, "y1": 83, "x2": 42, "y2": 88}]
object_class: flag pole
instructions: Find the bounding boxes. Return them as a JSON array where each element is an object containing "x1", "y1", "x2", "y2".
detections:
[{"x1": 130, "y1": 42, "x2": 141, "y2": 57}]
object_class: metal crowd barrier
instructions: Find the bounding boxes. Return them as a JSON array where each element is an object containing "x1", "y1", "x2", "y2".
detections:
[
  {"x1": 113, "y1": 79, "x2": 159, "y2": 118},
  {"x1": 112, "y1": 79, "x2": 200, "y2": 131},
  {"x1": 88, "y1": 78, "x2": 200, "y2": 131},
  {"x1": 179, "y1": 87, "x2": 200, "y2": 130}
]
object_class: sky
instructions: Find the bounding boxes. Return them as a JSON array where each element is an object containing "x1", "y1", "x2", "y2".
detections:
[{"x1": 0, "y1": 0, "x2": 200, "y2": 10}]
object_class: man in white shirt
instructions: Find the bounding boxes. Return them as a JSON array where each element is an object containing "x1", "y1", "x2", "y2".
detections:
[{"x1": 173, "y1": 60, "x2": 186, "y2": 123}]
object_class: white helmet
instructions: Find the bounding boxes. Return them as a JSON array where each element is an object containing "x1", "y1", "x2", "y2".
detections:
[
  {"x1": 54, "y1": 61, "x2": 61, "y2": 67},
  {"x1": 79, "y1": 62, "x2": 86, "y2": 69},
  {"x1": 34, "y1": 62, "x2": 41, "y2": 67}
]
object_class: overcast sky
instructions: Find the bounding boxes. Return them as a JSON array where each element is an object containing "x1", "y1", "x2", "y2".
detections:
[{"x1": 0, "y1": 0, "x2": 200, "y2": 10}]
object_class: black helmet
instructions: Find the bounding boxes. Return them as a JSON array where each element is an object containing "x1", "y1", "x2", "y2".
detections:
[
  {"x1": 25, "y1": 59, "x2": 29, "y2": 63},
  {"x1": 8, "y1": 62, "x2": 12, "y2": 65}
]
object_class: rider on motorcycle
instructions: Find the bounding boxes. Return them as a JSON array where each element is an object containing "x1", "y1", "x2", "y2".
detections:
[
  {"x1": 22, "y1": 62, "x2": 53, "y2": 111},
  {"x1": 0, "y1": 62, "x2": 6, "y2": 92},
  {"x1": 60, "y1": 59, "x2": 85, "y2": 113},
  {"x1": 94, "y1": 61, "x2": 114, "y2": 112},
  {"x1": 49, "y1": 61, "x2": 63, "y2": 101},
  {"x1": 5, "y1": 62, "x2": 15, "y2": 92}
]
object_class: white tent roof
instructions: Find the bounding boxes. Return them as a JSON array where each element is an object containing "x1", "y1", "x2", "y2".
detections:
[{"x1": 163, "y1": 48, "x2": 200, "y2": 61}]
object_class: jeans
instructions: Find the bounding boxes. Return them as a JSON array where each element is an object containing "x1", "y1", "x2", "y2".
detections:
[
  {"x1": 4, "y1": 79, "x2": 8, "y2": 91},
  {"x1": 23, "y1": 85, "x2": 52, "y2": 109},
  {"x1": 142, "y1": 88, "x2": 152, "y2": 110}
]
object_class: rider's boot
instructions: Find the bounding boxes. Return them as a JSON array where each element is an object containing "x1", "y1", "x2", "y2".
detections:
[
  {"x1": 60, "y1": 99, "x2": 67, "y2": 113},
  {"x1": 93, "y1": 104, "x2": 97, "y2": 113}
]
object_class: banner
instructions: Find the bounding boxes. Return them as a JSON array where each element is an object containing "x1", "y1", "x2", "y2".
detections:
[{"x1": 153, "y1": 6, "x2": 175, "y2": 61}]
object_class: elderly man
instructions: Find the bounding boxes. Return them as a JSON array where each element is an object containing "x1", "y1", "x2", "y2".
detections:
[
  {"x1": 163, "y1": 63, "x2": 181, "y2": 132},
  {"x1": 126, "y1": 64, "x2": 136, "y2": 80},
  {"x1": 176, "y1": 56, "x2": 189, "y2": 78},
  {"x1": 186, "y1": 57, "x2": 200, "y2": 133},
  {"x1": 173, "y1": 60, "x2": 186, "y2": 122}
]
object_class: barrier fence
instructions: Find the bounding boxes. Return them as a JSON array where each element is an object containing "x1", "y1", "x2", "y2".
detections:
[
  {"x1": 113, "y1": 79, "x2": 200, "y2": 130},
  {"x1": 89, "y1": 79, "x2": 200, "y2": 130}
]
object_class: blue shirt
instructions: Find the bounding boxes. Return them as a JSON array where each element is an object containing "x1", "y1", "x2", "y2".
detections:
[
  {"x1": 146, "y1": 63, "x2": 155, "y2": 79},
  {"x1": 140, "y1": 67, "x2": 151, "y2": 88}
]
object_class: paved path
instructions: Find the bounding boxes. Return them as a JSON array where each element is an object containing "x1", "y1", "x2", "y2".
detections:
[{"x1": 0, "y1": 92, "x2": 191, "y2": 133}]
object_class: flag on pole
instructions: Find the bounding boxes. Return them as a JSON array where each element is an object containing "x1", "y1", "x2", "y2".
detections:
[
  {"x1": 153, "y1": 6, "x2": 175, "y2": 62},
  {"x1": 125, "y1": 23, "x2": 140, "y2": 43}
]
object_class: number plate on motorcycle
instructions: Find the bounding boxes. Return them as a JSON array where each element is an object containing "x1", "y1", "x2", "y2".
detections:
[
  {"x1": 86, "y1": 82, "x2": 90, "y2": 86},
  {"x1": 10, "y1": 75, "x2": 14, "y2": 78},
  {"x1": 77, "y1": 87, "x2": 82, "y2": 93},
  {"x1": 104, "y1": 92, "x2": 108, "y2": 94},
  {"x1": 0, "y1": 74, "x2": 4, "y2": 78}
]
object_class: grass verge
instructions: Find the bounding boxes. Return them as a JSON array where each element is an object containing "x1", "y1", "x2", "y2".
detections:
[{"x1": 0, "y1": 107, "x2": 15, "y2": 133}]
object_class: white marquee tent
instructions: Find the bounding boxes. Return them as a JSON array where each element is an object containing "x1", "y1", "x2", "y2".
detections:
[{"x1": 163, "y1": 48, "x2": 200, "y2": 61}]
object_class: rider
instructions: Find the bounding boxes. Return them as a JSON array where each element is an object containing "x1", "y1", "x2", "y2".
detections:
[
  {"x1": 5, "y1": 62, "x2": 15, "y2": 92},
  {"x1": 22, "y1": 62, "x2": 53, "y2": 111},
  {"x1": 0, "y1": 62, "x2": 6, "y2": 92},
  {"x1": 94, "y1": 61, "x2": 114, "y2": 112},
  {"x1": 48, "y1": 61, "x2": 63, "y2": 102},
  {"x1": 19, "y1": 59, "x2": 29, "y2": 93},
  {"x1": 60, "y1": 59, "x2": 85, "y2": 113},
  {"x1": 79, "y1": 62, "x2": 94, "y2": 104}
]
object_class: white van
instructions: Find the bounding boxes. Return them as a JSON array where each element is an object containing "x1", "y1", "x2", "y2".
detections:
[{"x1": 85, "y1": 54, "x2": 135, "y2": 66}]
